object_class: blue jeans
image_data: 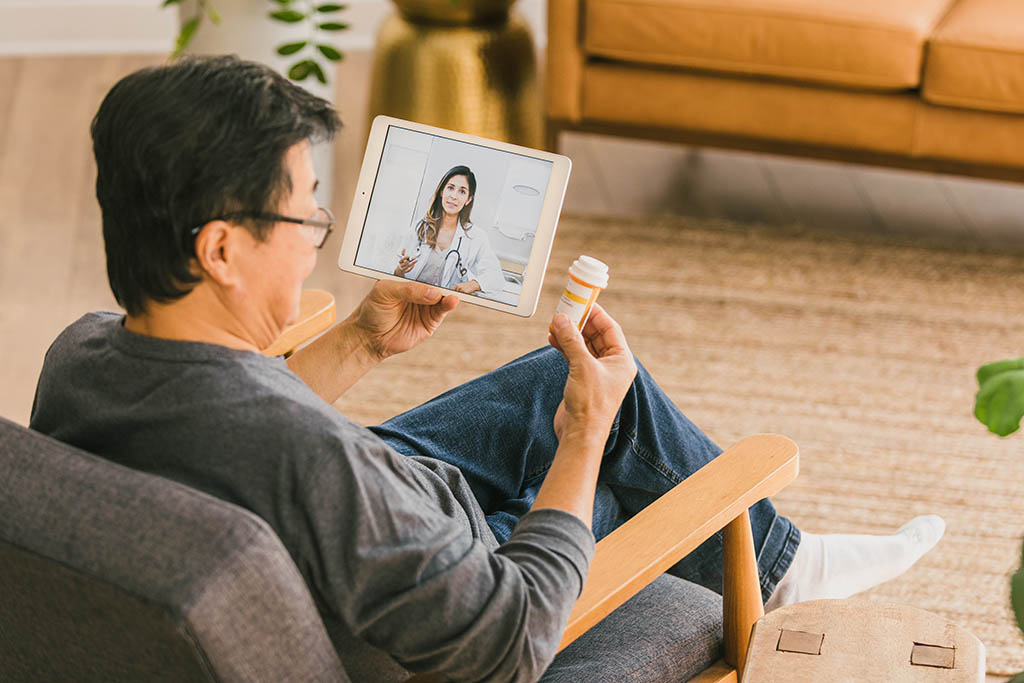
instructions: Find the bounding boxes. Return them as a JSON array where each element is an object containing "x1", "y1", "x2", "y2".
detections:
[{"x1": 370, "y1": 346, "x2": 799, "y2": 603}]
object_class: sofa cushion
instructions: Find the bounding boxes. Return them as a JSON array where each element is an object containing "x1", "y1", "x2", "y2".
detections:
[
  {"x1": 584, "y1": 0, "x2": 956, "y2": 90},
  {"x1": 923, "y1": 0, "x2": 1024, "y2": 114},
  {"x1": 913, "y1": 101, "x2": 1024, "y2": 171},
  {"x1": 581, "y1": 63, "x2": 919, "y2": 155}
]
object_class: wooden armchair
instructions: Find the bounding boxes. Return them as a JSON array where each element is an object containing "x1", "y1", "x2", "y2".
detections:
[
  {"x1": 559, "y1": 433, "x2": 798, "y2": 682},
  {"x1": 1, "y1": 287, "x2": 798, "y2": 681}
]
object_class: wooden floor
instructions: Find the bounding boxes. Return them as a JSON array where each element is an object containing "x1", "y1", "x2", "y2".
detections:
[{"x1": 0, "y1": 51, "x2": 1020, "y2": 682}]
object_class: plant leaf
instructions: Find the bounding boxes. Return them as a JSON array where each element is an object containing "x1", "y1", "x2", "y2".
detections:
[
  {"x1": 975, "y1": 367, "x2": 1024, "y2": 437},
  {"x1": 310, "y1": 61, "x2": 328, "y2": 84},
  {"x1": 270, "y1": 9, "x2": 306, "y2": 23},
  {"x1": 317, "y1": 44, "x2": 342, "y2": 61},
  {"x1": 318, "y1": 22, "x2": 348, "y2": 31},
  {"x1": 205, "y1": 2, "x2": 221, "y2": 23},
  {"x1": 1013, "y1": 551, "x2": 1024, "y2": 636},
  {"x1": 288, "y1": 60, "x2": 314, "y2": 81},
  {"x1": 1009, "y1": 674, "x2": 1024, "y2": 683},
  {"x1": 277, "y1": 41, "x2": 307, "y2": 56},
  {"x1": 171, "y1": 16, "x2": 200, "y2": 58},
  {"x1": 978, "y1": 356, "x2": 1024, "y2": 387},
  {"x1": 316, "y1": 3, "x2": 347, "y2": 11},
  {"x1": 162, "y1": 0, "x2": 183, "y2": 6}
]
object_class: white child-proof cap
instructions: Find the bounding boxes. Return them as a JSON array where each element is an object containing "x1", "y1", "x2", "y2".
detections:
[{"x1": 570, "y1": 255, "x2": 609, "y2": 289}]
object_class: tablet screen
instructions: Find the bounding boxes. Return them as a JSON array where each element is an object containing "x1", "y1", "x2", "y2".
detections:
[{"x1": 353, "y1": 124, "x2": 554, "y2": 307}]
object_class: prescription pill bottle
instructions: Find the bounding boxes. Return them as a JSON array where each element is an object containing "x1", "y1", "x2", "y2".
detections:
[{"x1": 552, "y1": 255, "x2": 609, "y2": 332}]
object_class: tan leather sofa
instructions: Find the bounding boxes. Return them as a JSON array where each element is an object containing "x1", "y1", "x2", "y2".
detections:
[{"x1": 546, "y1": 0, "x2": 1024, "y2": 182}]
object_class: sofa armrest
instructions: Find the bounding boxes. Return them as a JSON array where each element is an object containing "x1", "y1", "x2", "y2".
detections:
[
  {"x1": 263, "y1": 289, "x2": 337, "y2": 358},
  {"x1": 547, "y1": 0, "x2": 585, "y2": 123},
  {"x1": 558, "y1": 434, "x2": 799, "y2": 672}
]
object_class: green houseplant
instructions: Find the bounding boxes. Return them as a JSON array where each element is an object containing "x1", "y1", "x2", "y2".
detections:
[
  {"x1": 162, "y1": 0, "x2": 347, "y2": 84},
  {"x1": 975, "y1": 357, "x2": 1024, "y2": 682}
]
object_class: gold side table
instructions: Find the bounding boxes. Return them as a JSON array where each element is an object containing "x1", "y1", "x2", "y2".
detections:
[{"x1": 368, "y1": 4, "x2": 541, "y2": 147}]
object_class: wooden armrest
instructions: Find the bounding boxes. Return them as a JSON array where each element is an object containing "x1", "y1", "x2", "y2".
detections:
[
  {"x1": 558, "y1": 434, "x2": 799, "y2": 652},
  {"x1": 262, "y1": 289, "x2": 337, "y2": 357}
]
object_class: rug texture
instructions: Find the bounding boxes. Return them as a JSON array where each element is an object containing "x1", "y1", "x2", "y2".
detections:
[{"x1": 333, "y1": 213, "x2": 1024, "y2": 676}]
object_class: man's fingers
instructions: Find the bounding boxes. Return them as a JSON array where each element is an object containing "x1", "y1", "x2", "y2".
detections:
[
  {"x1": 551, "y1": 314, "x2": 589, "y2": 365},
  {"x1": 420, "y1": 284, "x2": 443, "y2": 304},
  {"x1": 438, "y1": 294, "x2": 458, "y2": 313},
  {"x1": 375, "y1": 280, "x2": 441, "y2": 306},
  {"x1": 401, "y1": 280, "x2": 442, "y2": 304},
  {"x1": 581, "y1": 303, "x2": 629, "y2": 354},
  {"x1": 423, "y1": 293, "x2": 458, "y2": 326}
]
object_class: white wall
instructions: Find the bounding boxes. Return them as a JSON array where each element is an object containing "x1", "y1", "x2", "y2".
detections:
[{"x1": 0, "y1": 0, "x2": 545, "y2": 56}]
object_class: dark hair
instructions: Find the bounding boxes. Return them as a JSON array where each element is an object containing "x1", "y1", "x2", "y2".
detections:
[
  {"x1": 91, "y1": 54, "x2": 340, "y2": 316},
  {"x1": 416, "y1": 165, "x2": 476, "y2": 249}
]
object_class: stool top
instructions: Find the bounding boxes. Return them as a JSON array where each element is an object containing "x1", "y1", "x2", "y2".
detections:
[{"x1": 742, "y1": 599, "x2": 984, "y2": 682}]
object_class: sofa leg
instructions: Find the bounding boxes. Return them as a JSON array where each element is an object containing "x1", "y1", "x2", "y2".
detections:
[{"x1": 545, "y1": 121, "x2": 561, "y2": 153}]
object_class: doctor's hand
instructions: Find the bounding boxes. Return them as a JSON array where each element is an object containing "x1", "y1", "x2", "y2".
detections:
[
  {"x1": 347, "y1": 280, "x2": 458, "y2": 362},
  {"x1": 394, "y1": 249, "x2": 417, "y2": 277},
  {"x1": 452, "y1": 280, "x2": 481, "y2": 294},
  {"x1": 548, "y1": 304, "x2": 637, "y2": 442}
]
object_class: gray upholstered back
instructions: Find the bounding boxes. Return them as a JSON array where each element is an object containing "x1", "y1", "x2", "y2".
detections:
[{"x1": 0, "y1": 417, "x2": 348, "y2": 682}]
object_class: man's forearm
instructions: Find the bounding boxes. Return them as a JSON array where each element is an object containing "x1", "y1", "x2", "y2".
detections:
[
  {"x1": 286, "y1": 320, "x2": 380, "y2": 404},
  {"x1": 530, "y1": 420, "x2": 611, "y2": 528}
]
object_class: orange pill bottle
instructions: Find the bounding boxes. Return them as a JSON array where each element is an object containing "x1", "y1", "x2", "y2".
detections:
[{"x1": 551, "y1": 255, "x2": 609, "y2": 332}]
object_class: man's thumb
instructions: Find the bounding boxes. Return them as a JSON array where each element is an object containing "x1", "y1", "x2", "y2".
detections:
[{"x1": 551, "y1": 314, "x2": 586, "y2": 360}]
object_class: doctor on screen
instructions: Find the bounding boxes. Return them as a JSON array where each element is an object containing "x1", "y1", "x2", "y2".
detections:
[{"x1": 393, "y1": 165, "x2": 505, "y2": 295}]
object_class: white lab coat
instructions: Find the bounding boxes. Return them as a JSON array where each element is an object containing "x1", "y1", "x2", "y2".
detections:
[{"x1": 398, "y1": 219, "x2": 505, "y2": 294}]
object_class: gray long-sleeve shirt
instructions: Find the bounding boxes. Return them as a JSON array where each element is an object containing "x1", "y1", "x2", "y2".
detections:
[{"x1": 30, "y1": 313, "x2": 595, "y2": 681}]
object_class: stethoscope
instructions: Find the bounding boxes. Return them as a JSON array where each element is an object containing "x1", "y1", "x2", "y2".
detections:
[
  {"x1": 414, "y1": 236, "x2": 467, "y2": 280},
  {"x1": 443, "y1": 237, "x2": 467, "y2": 279}
]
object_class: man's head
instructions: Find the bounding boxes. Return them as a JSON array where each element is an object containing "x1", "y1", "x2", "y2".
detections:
[{"x1": 91, "y1": 55, "x2": 340, "y2": 317}]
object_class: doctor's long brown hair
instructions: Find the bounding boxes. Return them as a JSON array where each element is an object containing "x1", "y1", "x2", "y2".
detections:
[{"x1": 416, "y1": 165, "x2": 476, "y2": 249}]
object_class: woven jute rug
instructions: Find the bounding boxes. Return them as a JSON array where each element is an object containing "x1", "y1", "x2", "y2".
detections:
[{"x1": 333, "y1": 213, "x2": 1024, "y2": 676}]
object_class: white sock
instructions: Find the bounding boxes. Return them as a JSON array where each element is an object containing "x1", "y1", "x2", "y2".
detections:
[{"x1": 764, "y1": 514, "x2": 946, "y2": 611}]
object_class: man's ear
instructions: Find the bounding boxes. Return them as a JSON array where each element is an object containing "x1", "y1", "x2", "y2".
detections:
[{"x1": 192, "y1": 220, "x2": 241, "y2": 287}]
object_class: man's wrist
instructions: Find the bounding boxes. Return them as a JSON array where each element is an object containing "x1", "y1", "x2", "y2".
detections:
[
  {"x1": 558, "y1": 414, "x2": 614, "y2": 448},
  {"x1": 337, "y1": 316, "x2": 387, "y2": 368}
]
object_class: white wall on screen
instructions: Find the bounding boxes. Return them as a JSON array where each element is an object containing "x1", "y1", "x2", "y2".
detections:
[{"x1": 354, "y1": 127, "x2": 431, "y2": 273}]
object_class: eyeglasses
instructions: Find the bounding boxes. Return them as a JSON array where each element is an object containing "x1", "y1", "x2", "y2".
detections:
[{"x1": 190, "y1": 207, "x2": 335, "y2": 249}]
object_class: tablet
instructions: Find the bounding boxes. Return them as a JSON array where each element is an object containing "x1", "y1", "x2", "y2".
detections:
[{"x1": 338, "y1": 116, "x2": 572, "y2": 317}]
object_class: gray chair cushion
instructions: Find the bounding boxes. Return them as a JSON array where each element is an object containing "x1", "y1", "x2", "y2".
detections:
[
  {"x1": 0, "y1": 417, "x2": 347, "y2": 682},
  {"x1": 541, "y1": 574, "x2": 723, "y2": 682}
]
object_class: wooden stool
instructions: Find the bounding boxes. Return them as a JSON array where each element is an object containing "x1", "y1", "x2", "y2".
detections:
[{"x1": 741, "y1": 599, "x2": 984, "y2": 682}]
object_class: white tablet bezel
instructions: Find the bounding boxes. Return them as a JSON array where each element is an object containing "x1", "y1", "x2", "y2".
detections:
[{"x1": 337, "y1": 116, "x2": 572, "y2": 318}]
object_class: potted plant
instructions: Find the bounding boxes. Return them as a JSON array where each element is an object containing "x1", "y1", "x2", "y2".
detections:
[
  {"x1": 975, "y1": 358, "x2": 1024, "y2": 682},
  {"x1": 163, "y1": 0, "x2": 347, "y2": 87}
]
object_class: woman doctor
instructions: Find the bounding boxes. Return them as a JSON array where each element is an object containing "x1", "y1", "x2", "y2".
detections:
[{"x1": 394, "y1": 165, "x2": 505, "y2": 295}]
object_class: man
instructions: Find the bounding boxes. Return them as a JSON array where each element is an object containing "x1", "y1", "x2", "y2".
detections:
[{"x1": 31, "y1": 56, "x2": 945, "y2": 681}]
